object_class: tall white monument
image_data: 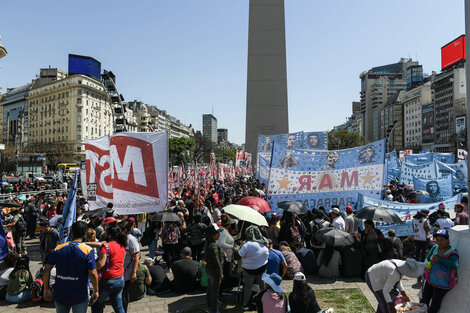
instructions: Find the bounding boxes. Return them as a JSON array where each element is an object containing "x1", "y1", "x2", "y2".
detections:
[{"x1": 245, "y1": 0, "x2": 289, "y2": 160}]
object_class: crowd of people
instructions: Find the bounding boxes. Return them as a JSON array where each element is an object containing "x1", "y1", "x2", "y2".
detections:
[{"x1": 0, "y1": 175, "x2": 464, "y2": 313}]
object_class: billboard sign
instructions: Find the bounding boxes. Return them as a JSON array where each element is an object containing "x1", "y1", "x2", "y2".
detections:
[
  {"x1": 68, "y1": 54, "x2": 102, "y2": 80},
  {"x1": 406, "y1": 65, "x2": 423, "y2": 87},
  {"x1": 456, "y1": 115, "x2": 465, "y2": 134},
  {"x1": 441, "y1": 35, "x2": 466, "y2": 70}
]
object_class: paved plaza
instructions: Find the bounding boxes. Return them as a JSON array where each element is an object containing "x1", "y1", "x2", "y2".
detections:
[{"x1": 0, "y1": 238, "x2": 421, "y2": 313}]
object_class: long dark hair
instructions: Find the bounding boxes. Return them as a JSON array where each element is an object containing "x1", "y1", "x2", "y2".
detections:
[
  {"x1": 291, "y1": 280, "x2": 318, "y2": 310},
  {"x1": 106, "y1": 226, "x2": 128, "y2": 247},
  {"x1": 9, "y1": 255, "x2": 30, "y2": 279},
  {"x1": 320, "y1": 245, "x2": 335, "y2": 267}
]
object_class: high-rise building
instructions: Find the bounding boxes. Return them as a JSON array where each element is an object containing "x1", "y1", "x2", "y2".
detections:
[
  {"x1": 381, "y1": 91, "x2": 405, "y2": 152},
  {"x1": 245, "y1": 0, "x2": 289, "y2": 161},
  {"x1": 0, "y1": 83, "x2": 31, "y2": 147},
  {"x1": 360, "y1": 59, "x2": 419, "y2": 142},
  {"x1": 432, "y1": 63, "x2": 466, "y2": 152},
  {"x1": 27, "y1": 68, "x2": 113, "y2": 163},
  {"x1": 402, "y1": 82, "x2": 432, "y2": 150},
  {"x1": 203, "y1": 114, "x2": 217, "y2": 144},
  {"x1": 217, "y1": 128, "x2": 228, "y2": 144}
]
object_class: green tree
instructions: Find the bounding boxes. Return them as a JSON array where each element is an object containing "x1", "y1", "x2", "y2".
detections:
[
  {"x1": 328, "y1": 130, "x2": 364, "y2": 150},
  {"x1": 169, "y1": 137, "x2": 194, "y2": 166},
  {"x1": 193, "y1": 133, "x2": 214, "y2": 163},
  {"x1": 215, "y1": 146, "x2": 236, "y2": 164}
]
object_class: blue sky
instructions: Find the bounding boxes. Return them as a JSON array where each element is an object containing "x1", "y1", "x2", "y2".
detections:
[{"x1": 0, "y1": 0, "x2": 465, "y2": 145}]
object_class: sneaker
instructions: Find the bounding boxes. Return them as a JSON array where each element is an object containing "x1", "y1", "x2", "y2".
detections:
[{"x1": 242, "y1": 306, "x2": 251, "y2": 311}]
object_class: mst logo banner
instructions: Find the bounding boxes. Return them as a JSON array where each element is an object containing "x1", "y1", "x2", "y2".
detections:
[
  {"x1": 267, "y1": 139, "x2": 386, "y2": 214},
  {"x1": 84, "y1": 132, "x2": 168, "y2": 214}
]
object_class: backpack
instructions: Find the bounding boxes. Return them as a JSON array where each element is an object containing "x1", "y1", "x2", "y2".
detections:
[
  {"x1": 424, "y1": 245, "x2": 459, "y2": 290},
  {"x1": 162, "y1": 227, "x2": 179, "y2": 244},
  {"x1": 16, "y1": 217, "x2": 27, "y2": 233}
]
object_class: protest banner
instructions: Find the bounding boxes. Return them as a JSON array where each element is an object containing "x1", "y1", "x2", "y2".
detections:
[
  {"x1": 413, "y1": 176, "x2": 453, "y2": 203},
  {"x1": 266, "y1": 139, "x2": 386, "y2": 214},
  {"x1": 406, "y1": 152, "x2": 454, "y2": 165},
  {"x1": 399, "y1": 160, "x2": 437, "y2": 185},
  {"x1": 356, "y1": 193, "x2": 460, "y2": 237},
  {"x1": 84, "y1": 132, "x2": 168, "y2": 214}
]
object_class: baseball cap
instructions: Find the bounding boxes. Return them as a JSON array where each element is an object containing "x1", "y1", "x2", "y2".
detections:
[
  {"x1": 331, "y1": 207, "x2": 340, "y2": 215},
  {"x1": 143, "y1": 257, "x2": 155, "y2": 265},
  {"x1": 182, "y1": 247, "x2": 192, "y2": 256},
  {"x1": 438, "y1": 203, "x2": 445, "y2": 210},
  {"x1": 293, "y1": 272, "x2": 306, "y2": 281},
  {"x1": 102, "y1": 217, "x2": 117, "y2": 225},
  {"x1": 435, "y1": 229, "x2": 449, "y2": 238},
  {"x1": 346, "y1": 205, "x2": 353, "y2": 213}
]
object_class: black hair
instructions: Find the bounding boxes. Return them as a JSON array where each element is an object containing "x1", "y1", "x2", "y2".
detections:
[
  {"x1": 291, "y1": 280, "x2": 320, "y2": 312},
  {"x1": 106, "y1": 226, "x2": 128, "y2": 247},
  {"x1": 193, "y1": 213, "x2": 201, "y2": 224},
  {"x1": 320, "y1": 245, "x2": 335, "y2": 267},
  {"x1": 9, "y1": 255, "x2": 30, "y2": 279},
  {"x1": 118, "y1": 221, "x2": 133, "y2": 234},
  {"x1": 3, "y1": 252, "x2": 19, "y2": 268},
  {"x1": 71, "y1": 221, "x2": 88, "y2": 240}
]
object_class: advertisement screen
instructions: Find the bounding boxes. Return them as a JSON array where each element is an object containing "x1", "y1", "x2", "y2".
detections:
[
  {"x1": 441, "y1": 35, "x2": 466, "y2": 70},
  {"x1": 68, "y1": 54, "x2": 101, "y2": 80},
  {"x1": 422, "y1": 103, "x2": 434, "y2": 143}
]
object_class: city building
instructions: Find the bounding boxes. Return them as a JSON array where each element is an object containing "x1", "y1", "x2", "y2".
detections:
[
  {"x1": 149, "y1": 107, "x2": 194, "y2": 139},
  {"x1": 0, "y1": 84, "x2": 31, "y2": 147},
  {"x1": 359, "y1": 58, "x2": 420, "y2": 142},
  {"x1": 381, "y1": 91, "x2": 405, "y2": 152},
  {"x1": 217, "y1": 128, "x2": 228, "y2": 144},
  {"x1": 203, "y1": 114, "x2": 217, "y2": 144},
  {"x1": 402, "y1": 82, "x2": 432, "y2": 150},
  {"x1": 245, "y1": 0, "x2": 289, "y2": 161},
  {"x1": 27, "y1": 68, "x2": 113, "y2": 164}
]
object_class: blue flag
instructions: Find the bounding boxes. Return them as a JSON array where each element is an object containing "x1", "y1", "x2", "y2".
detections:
[
  {"x1": 0, "y1": 215, "x2": 9, "y2": 260},
  {"x1": 59, "y1": 172, "x2": 78, "y2": 244}
]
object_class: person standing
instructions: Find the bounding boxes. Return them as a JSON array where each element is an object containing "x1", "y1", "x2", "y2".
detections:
[
  {"x1": 5, "y1": 208, "x2": 27, "y2": 256},
  {"x1": 454, "y1": 203, "x2": 469, "y2": 225},
  {"x1": 25, "y1": 199, "x2": 39, "y2": 239},
  {"x1": 420, "y1": 229, "x2": 459, "y2": 313},
  {"x1": 344, "y1": 205, "x2": 358, "y2": 237},
  {"x1": 43, "y1": 221, "x2": 99, "y2": 313},
  {"x1": 203, "y1": 224, "x2": 224, "y2": 313},
  {"x1": 120, "y1": 221, "x2": 140, "y2": 313},
  {"x1": 39, "y1": 219, "x2": 59, "y2": 265},
  {"x1": 412, "y1": 209, "x2": 431, "y2": 262},
  {"x1": 435, "y1": 210, "x2": 454, "y2": 231},
  {"x1": 331, "y1": 207, "x2": 345, "y2": 231}
]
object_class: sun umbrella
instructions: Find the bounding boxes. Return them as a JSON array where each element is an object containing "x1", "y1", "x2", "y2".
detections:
[
  {"x1": 313, "y1": 227, "x2": 354, "y2": 247},
  {"x1": 237, "y1": 196, "x2": 271, "y2": 213},
  {"x1": 355, "y1": 206, "x2": 404, "y2": 224},
  {"x1": 16, "y1": 194, "x2": 27, "y2": 201},
  {"x1": 223, "y1": 204, "x2": 268, "y2": 227},
  {"x1": 276, "y1": 201, "x2": 307, "y2": 215},
  {"x1": 160, "y1": 212, "x2": 182, "y2": 224},
  {"x1": 83, "y1": 207, "x2": 109, "y2": 219},
  {"x1": 0, "y1": 199, "x2": 22, "y2": 208},
  {"x1": 150, "y1": 211, "x2": 165, "y2": 222}
]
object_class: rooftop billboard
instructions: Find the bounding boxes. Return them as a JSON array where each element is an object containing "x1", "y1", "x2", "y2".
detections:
[
  {"x1": 68, "y1": 54, "x2": 101, "y2": 80},
  {"x1": 441, "y1": 35, "x2": 465, "y2": 70}
]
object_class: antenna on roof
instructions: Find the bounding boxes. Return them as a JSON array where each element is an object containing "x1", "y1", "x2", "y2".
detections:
[{"x1": 212, "y1": 106, "x2": 214, "y2": 116}]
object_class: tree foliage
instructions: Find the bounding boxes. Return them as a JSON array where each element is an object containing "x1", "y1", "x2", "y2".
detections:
[
  {"x1": 328, "y1": 130, "x2": 364, "y2": 150},
  {"x1": 214, "y1": 147, "x2": 236, "y2": 164},
  {"x1": 169, "y1": 137, "x2": 194, "y2": 166},
  {"x1": 192, "y1": 133, "x2": 214, "y2": 163}
]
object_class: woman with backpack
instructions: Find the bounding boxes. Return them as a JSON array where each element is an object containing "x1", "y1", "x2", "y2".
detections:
[
  {"x1": 420, "y1": 229, "x2": 459, "y2": 313},
  {"x1": 87, "y1": 225, "x2": 128, "y2": 313},
  {"x1": 5, "y1": 255, "x2": 33, "y2": 303}
]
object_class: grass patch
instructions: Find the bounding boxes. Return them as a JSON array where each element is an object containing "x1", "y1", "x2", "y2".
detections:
[{"x1": 183, "y1": 288, "x2": 373, "y2": 313}]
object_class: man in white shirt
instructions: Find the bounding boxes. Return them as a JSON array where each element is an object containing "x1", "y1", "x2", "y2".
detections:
[
  {"x1": 344, "y1": 206, "x2": 358, "y2": 236},
  {"x1": 366, "y1": 259, "x2": 424, "y2": 313},
  {"x1": 412, "y1": 209, "x2": 431, "y2": 263},
  {"x1": 436, "y1": 210, "x2": 454, "y2": 231},
  {"x1": 331, "y1": 207, "x2": 345, "y2": 231}
]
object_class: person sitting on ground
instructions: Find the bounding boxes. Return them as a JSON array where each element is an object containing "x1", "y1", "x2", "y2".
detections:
[
  {"x1": 128, "y1": 257, "x2": 152, "y2": 302},
  {"x1": 170, "y1": 247, "x2": 199, "y2": 293},
  {"x1": 289, "y1": 272, "x2": 322, "y2": 313},
  {"x1": 366, "y1": 258, "x2": 424, "y2": 313},
  {"x1": 278, "y1": 242, "x2": 303, "y2": 280},
  {"x1": 266, "y1": 239, "x2": 287, "y2": 278},
  {"x1": 5, "y1": 255, "x2": 33, "y2": 304},
  {"x1": 316, "y1": 244, "x2": 341, "y2": 279},
  {"x1": 0, "y1": 252, "x2": 19, "y2": 300},
  {"x1": 294, "y1": 243, "x2": 317, "y2": 275},
  {"x1": 143, "y1": 257, "x2": 170, "y2": 295},
  {"x1": 253, "y1": 272, "x2": 287, "y2": 313}
]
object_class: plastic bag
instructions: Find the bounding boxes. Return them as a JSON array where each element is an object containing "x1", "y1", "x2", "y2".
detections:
[{"x1": 395, "y1": 302, "x2": 427, "y2": 313}]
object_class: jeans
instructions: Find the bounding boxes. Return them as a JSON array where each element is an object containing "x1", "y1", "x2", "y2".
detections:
[
  {"x1": 365, "y1": 272, "x2": 389, "y2": 313},
  {"x1": 420, "y1": 281, "x2": 449, "y2": 313},
  {"x1": 148, "y1": 239, "x2": 157, "y2": 259},
  {"x1": 92, "y1": 276, "x2": 125, "y2": 313},
  {"x1": 243, "y1": 269, "x2": 265, "y2": 307},
  {"x1": 206, "y1": 267, "x2": 220, "y2": 313},
  {"x1": 55, "y1": 299, "x2": 88, "y2": 313},
  {"x1": 5, "y1": 289, "x2": 31, "y2": 304}
]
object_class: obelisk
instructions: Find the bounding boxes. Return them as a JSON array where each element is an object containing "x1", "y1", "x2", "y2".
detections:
[{"x1": 245, "y1": 0, "x2": 289, "y2": 160}]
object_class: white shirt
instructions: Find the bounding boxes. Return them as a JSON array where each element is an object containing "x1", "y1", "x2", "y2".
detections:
[
  {"x1": 412, "y1": 218, "x2": 430, "y2": 241},
  {"x1": 217, "y1": 228, "x2": 235, "y2": 260},
  {"x1": 238, "y1": 241, "x2": 269, "y2": 270},
  {"x1": 367, "y1": 259, "x2": 405, "y2": 303},
  {"x1": 437, "y1": 218, "x2": 454, "y2": 231},
  {"x1": 332, "y1": 216, "x2": 345, "y2": 231}
]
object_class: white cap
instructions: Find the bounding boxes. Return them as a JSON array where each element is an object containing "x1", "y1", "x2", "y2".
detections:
[{"x1": 293, "y1": 272, "x2": 306, "y2": 281}]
